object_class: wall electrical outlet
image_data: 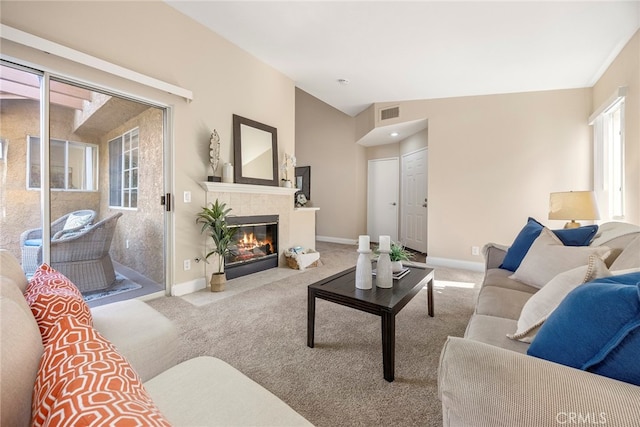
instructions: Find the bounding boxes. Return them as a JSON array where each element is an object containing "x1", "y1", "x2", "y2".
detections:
[
  {"x1": 471, "y1": 246, "x2": 480, "y2": 256},
  {"x1": 183, "y1": 191, "x2": 191, "y2": 203},
  {"x1": 183, "y1": 259, "x2": 191, "y2": 271}
]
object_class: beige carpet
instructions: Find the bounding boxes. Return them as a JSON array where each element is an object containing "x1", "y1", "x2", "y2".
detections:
[{"x1": 147, "y1": 242, "x2": 483, "y2": 427}]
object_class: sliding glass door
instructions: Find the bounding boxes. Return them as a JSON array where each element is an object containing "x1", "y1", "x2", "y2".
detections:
[{"x1": 0, "y1": 60, "x2": 167, "y2": 302}]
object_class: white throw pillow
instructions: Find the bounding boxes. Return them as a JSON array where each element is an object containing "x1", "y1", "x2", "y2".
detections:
[
  {"x1": 63, "y1": 212, "x2": 92, "y2": 230},
  {"x1": 509, "y1": 227, "x2": 611, "y2": 288},
  {"x1": 507, "y1": 255, "x2": 612, "y2": 343}
]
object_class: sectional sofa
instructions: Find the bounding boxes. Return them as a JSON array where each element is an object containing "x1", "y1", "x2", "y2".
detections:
[
  {"x1": 0, "y1": 249, "x2": 312, "y2": 426},
  {"x1": 438, "y1": 221, "x2": 640, "y2": 427}
]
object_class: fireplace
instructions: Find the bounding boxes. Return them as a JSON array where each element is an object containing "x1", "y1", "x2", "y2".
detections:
[{"x1": 225, "y1": 215, "x2": 279, "y2": 279}]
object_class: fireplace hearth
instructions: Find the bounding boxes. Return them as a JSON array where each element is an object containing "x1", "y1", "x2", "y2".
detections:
[{"x1": 225, "y1": 215, "x2": 279, "y2": 279}]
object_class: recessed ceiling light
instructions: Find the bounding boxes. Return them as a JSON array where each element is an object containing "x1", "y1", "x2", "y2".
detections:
[
  {"x1": 337, "y1": 78, "x2": 350, "y2": 85},
  {"x1": 390, "y1": 132, "x2": 399, "y2": 137}
]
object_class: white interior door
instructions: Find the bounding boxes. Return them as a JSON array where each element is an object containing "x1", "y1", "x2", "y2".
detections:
[
  {"x1": 367, "y1": 158, "x2": 399, "y2": 242},
  {"x1": 401, "y1": 148, "x2": 428, "y2": 253}
]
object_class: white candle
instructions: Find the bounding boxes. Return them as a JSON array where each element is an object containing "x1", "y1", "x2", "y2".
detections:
[
  {"x1": 379, "y1": 235, "x2": 391, "y2": 251},
  {"x1": 358, "y1": 235, "x2": 370, "y2": 251}
]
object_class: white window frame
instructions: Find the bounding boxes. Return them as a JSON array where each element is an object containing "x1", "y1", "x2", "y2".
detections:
[
  {"x1": 26, "y1": 136, "x2": 98, "y2": 191},
  {"x1": 109, "y1": 127, "x2": 139, "y2": 210},
  {"x1": 590, "y1": 87, "x2": 626, "y2": 221}
]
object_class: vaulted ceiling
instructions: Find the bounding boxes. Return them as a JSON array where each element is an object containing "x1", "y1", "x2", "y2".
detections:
[{"x1": 167, "y1": 1, "x2": 640, "y2": 118}]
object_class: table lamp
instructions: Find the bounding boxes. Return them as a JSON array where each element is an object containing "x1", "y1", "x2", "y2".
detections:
[{"x1": 548, "y1": 191, "x2": 600, "y2": 228}]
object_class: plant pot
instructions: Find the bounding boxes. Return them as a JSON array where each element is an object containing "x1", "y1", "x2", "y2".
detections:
[
  {"x1": 210, "y1": 273, "x2": 226, "y2": 292},
  {"x1": 391, "y1": 261, "x2": 403, "y2": 273}
]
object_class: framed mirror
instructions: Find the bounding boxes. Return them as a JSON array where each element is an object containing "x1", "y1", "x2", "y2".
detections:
[{"x1": 232, "y1": 114, "x2": 278, "y2": 186}]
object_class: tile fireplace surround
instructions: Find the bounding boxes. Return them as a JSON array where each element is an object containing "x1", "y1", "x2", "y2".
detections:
[{"x1": 200, "y1": 181, "x2": 299, "y2": 276}]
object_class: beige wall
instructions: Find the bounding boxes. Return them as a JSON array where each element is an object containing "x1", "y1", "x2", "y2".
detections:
[
  {"x1": 355, "y1": 89, "x2": 594, "y2": 264},
  {"x1": 294, "y1": 88, "x2": 367, "y2": 242},
  {"x1": 1, "y1": 1, "x2": 296, "y2": 287},
  {"x1": 592, "y1": 30, "x2": 639, "y2": 226}
]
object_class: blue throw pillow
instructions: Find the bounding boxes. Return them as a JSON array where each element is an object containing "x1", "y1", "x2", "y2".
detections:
[
  {"x1": 500, "y1": 218, "x2": 599, "y2": 271},
  {"x1": 500, "y1": 218, "x2": 543, "y2": 271},
  {"x1": 527, "y1": 272, "x2": 640, "y2": 386},
  {"x1": 554, "y1": 225, "x2": 599, "y2": 246}
]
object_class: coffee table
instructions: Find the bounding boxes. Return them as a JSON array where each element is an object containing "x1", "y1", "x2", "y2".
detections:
[{"x1": 307, "y1": 264, "x2": 435, "y2": 382}]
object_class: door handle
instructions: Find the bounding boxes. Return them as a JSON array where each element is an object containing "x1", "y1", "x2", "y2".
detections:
[
  {"x1": 422, "y1": 203, "x2": 427, "y2": 208},
  {"x1": 390, "y1": 202, "x2": 397, "y2": 206}
]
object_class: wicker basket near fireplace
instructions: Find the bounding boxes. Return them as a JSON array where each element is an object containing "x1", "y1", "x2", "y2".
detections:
[{"x1": 285, "y1": 248, "x2": 320, "y2": 270}]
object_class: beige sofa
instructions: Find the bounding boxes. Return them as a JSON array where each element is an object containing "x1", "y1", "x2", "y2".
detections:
[
  {"x1": 0, "y1": 249, "x2": 312, "y2": 426},
  {"x1": 438, "y1": 222, "x2": 640, "y2": 427}
]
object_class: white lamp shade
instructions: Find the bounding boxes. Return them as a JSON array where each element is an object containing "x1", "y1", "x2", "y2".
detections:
[{"x1": 549, "y1": 191, "x2": 600, "y2": 221}]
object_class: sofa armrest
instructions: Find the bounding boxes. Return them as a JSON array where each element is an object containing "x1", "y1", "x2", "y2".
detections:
[
  {"x1": 482, "y1": 243, "x2": 509, "y2": 270},
  {"x1": 438, "y1": 337, "x2": 640, "y2": 427}
]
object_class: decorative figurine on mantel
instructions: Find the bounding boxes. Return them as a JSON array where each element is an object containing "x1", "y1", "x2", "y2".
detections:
[
  {"x1": 207, "y1": 129, "x2": 222, "y2": 182},
  {"x1": 280, "y1": 153, "x2": 296, "y2": 187}
]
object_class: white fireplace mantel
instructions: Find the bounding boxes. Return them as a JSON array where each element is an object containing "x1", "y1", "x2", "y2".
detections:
[{"x1": 200, "y1": 181, "x2": 299, "y2": 196}]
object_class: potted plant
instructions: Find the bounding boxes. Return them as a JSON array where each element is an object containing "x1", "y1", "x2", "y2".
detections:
[
  {"x1": 196, "y1": 199, "x2": 236, "y2": 292},
  {"x1": 378, "y1": 241, "x2": 414, "y2": 272}
]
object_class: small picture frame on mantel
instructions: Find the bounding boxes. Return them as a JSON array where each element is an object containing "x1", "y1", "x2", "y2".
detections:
[
  {"x1": 295, "y1": 166, "x2": 310, "y2": 200},
  {"x1": 207, "y1": 175, "x2": 222, "y2": 182}
]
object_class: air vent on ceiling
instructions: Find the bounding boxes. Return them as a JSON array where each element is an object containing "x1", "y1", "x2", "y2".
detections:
[{"x1": 379, "y1": 106, "x2": 400, "y2": 121}]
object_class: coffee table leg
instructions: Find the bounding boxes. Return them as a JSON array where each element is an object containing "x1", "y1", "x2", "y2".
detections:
[
  {"x1": 427, "y1": 276, "x2": 434, "y2": 317},
  {"x1": 381, "y1": 311, "x2": 395, "y2": 382},
  {"x1": 307, "y1": 288, "x2": 315, "y2": 348}
]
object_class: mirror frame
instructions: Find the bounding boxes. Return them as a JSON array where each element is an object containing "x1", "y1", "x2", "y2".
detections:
[{"x1": 232, "y1": 114, "x2": 279, "y2": 186}]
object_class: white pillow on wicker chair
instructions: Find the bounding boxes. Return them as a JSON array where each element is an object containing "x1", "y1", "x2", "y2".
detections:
[{"x1": 63, "y1": 212, "x2": 92, "y2": 230}]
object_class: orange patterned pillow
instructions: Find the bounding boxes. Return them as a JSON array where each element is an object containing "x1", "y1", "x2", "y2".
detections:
[
  {"x1": 24, "y1": 264, "x2": 92, "y2": 345},
  {"x1": 32, "y1": 316, "x2": 171, "y2": 427}
]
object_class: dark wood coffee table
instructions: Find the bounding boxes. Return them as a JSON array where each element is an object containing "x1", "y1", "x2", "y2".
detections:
[{"x1": 307, "y1": 264, "x2": 435, "y2": 382}]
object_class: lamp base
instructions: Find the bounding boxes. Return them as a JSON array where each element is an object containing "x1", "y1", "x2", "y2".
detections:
[{"x1": 564, "y1": 220, "x2": 581, "y2": 229}]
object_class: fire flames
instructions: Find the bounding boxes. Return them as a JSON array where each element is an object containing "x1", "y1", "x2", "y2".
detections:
[{"x1": 229, "y1": 231, "x2": 274, "y2": 262}]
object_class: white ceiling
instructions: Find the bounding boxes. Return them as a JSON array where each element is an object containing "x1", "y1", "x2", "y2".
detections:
[{"x1": 167, "y1": 1, "x2": 639, "y2": 143}]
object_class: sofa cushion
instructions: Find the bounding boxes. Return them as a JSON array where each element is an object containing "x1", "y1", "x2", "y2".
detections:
[
  {"x1": 145, "y1": 356, "x2": 313, "y2": 426},
  {"x1": 32, "y1": 315, "x2": 171, "y2": 426},
  {"x1": 609, "y1": 235, "x2": 640, "y2": 271},
  {"x1": 509, "y1": 228, "x2": 610, "y2": 289},
  {"x1": 464, "y1": 314, "x2": 529, "y2": 354},
  {"x1": 475, "y1": 286, "x2": 534, "y2": 320},
  {"x1": 482, "y1": 268, "x2": 539, "y2": 293},
  {"x1": 92, "y1": 299, "x2": 179, "y2": 382},
  {"x1": 24, "y1": 264, "x2": 92, "y2": 345},
  {"x1": 1, "y1": 276, "x2": 44, "y2": 427},
  {"x1": 500, "y1": 217, "x2": 598, "y2": 271},
  {"x1": 507, "y1": 256, "x2": 611, "y2": 343},
  {"x1": 0, "y1": 249, "x2": 29, "y2": 292},
  {"x1": 528, "y1": 272, "x2": 640, "y2": 386}
]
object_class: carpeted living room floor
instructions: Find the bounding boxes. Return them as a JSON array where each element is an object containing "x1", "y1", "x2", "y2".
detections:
[{"x1": 147, "y1": 241, "x2": 483, "y2": 427}]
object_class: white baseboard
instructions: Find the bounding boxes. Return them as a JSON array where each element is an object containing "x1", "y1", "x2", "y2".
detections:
[
  {"x1": 171, "y1": 277, "x2": 206, "y2": 296},
  {"x1": 426, "y1": 256, "x2": 484, "y2": 272},
  {"x1": 316, "y1": 236, "x2": 358, "y2": 246}
]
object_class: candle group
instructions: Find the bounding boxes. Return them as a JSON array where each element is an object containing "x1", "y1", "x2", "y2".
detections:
[
  {"x1": 358, "y1": 235, "x2": 370, "y2": 252},
  {"x1": 358, "y1": 235, "x2": 391, "y2": 251},
  {"x1": 379, "y1": 235, "x2": 391, "y2": 252}
]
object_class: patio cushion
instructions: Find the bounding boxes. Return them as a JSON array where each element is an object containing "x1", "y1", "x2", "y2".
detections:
[{"x1": 24, "y1": 239, "x2": 42, "y2": 247}]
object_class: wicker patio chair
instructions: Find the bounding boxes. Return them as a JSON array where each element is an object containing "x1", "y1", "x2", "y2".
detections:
[
  {"x1": 48, "y1": 212, "x2": 124, "y2": 293},
  {"x1": 20, "y1": 209, "x2": 97, "y2": 276}
]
